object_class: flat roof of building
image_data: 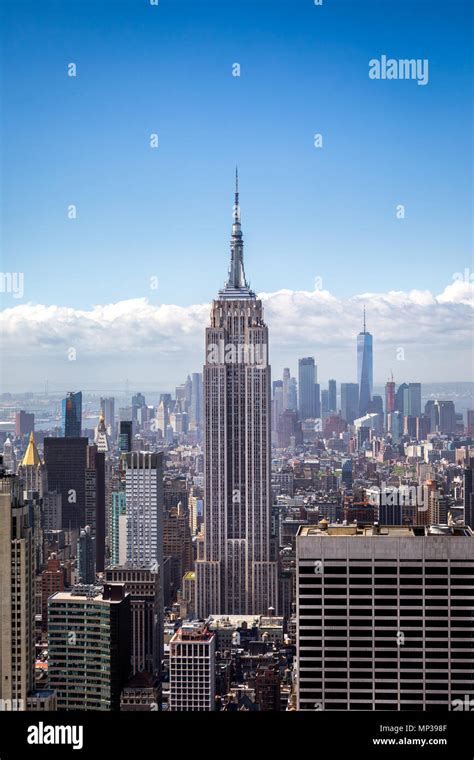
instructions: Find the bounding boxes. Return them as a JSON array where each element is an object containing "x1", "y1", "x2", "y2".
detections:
[
  {"x1": 171, "y1": 620, "x2": 215, "y2": 643},
  {"x1": 208, "y1": 614, "x2": 259, "y2": 628},
  {"x1": 298, "y1": 523, "x2": 473, "y2": 538}
]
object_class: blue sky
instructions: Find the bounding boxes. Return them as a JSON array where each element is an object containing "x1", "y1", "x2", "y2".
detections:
[
  {"x1": 2, "y1": 0, "x2": 472, "y2": 309},
  {"x1": 0, "y1": 0, "x2": 472, "y2": 391}
]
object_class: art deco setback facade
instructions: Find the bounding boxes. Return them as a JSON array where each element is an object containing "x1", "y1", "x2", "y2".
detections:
[
  {"x1": 296, "y1": 523, "x2": 474, "y2": 711},
  {"x1": 196, "y1": 174, "x2": 277, "y2": 616}
]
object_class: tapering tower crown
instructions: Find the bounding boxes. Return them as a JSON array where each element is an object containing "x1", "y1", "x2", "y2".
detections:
[
  {"x1": 219, "y1": 169, "x2": 255, "y2": 299},
  {"x1": 21, "y1": 431, "x2": 42, "y2": 467}
]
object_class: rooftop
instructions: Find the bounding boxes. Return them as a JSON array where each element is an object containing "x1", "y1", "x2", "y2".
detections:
[
  {"x1": 171, "y1": 621, "x2": 215, "y2": 643},
  {"x1": 298, "y1": 523, "x2": 473, "y2": 538}
]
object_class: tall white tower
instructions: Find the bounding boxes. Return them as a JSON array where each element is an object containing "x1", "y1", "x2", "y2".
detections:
[{"x1": 125, "y1": 452, "x2": 163, "y2": 567}]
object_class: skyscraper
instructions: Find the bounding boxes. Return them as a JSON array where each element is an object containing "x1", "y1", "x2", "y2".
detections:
[
  {"x1": 94, "y1": 412, "x2": 110, "y2": 453},
  {"x1": 190, "y1": 372, "x2": 203, "y2": 431},
  {"x1": 110, "y1": 490, "x2": 127, "y2": 566},
  {"x1": 155, "y1": 400, "x2": 168, "y2": 440},
  {"x1": 395, "y1": 382, "x2": 409, "y2": 417},
  {"x1": 435, "y1": 400, "x2": 456, "y2": 434},
  {"x1": 48, "y1": 584, "x2": 131, "y2": 711},
  {"x1": 195, "y1": 172, "x2": 278, "y2": 616},
  {"x1": 169, "y1": 621, "x2": 216, "y2": 712},
  {"x1": 163, "y1": 502, "x2": 193, "y2": 601},
  {"x1": 119, "y1": 420, "x2": 133, "y2": 453},
  {"x1": 464, "y1": 461, "x2": 474, "y2": 529},
  {"x1": 321, "y1": 389, "x2": 329, "y2": 419},
  {"x1": 357, "y1": 308, "x2": 373, "y2": 416},
  {"x1": 85, "y1": 445, "x2": 106, "y2": 572},
  {"x1": 298, "y1": 358, "x2": 317, "y2": 420},
  {"x1": 403, "y1": 382, "x2": 422, "y2": 418},
  {"x1": 61, "y1": 391, "x2": 82, "y2": 437},
  {"x1": 328, "y1": 379, "x2": 337, "y2": 413},
  {"x1": 385, "y1": 374, "x2": 396, "y2": 427},
  {"x1": 0, "y1": 471, "x2": 35, "y2": 710},
  {"x1": 296, "y1": 522, "x2": 474, "y2": 711},
  {"x1": 44, "y1": 437, "x2": 88, "y2": 529},
  {"x1": 15, "y1": 411, "x2": 34, "y2": 437},
  {"x1": 314, "y1": 382, "x2": 321, "y2": 419},
  {"x1": 40, "y1": 555, "x2": 65, "y2": 632},
  {"x1": 340, "y1": 383, "x2": 359, "y2": 425},
  {"x1": 125, "y1": 451, "x2": 163, "y2": 567},
  {"x1": 282, "y1": 367, "x2": 291, "y2": 411},
  {"x1": 272, "y1": 380, "x2": 284, "y2": 444},
  {"x1": 105, "y1": 563, "x2": 162, "y2": 677},
  {"x1": 100, "y1": 396, "x2": 115, "y2": 436},
  {"x1": 77, "y1": 525, "x2": 95, "y2": 584},
  {"x1": 288, "y1": 377, "x2": 298, "y2": 412},
  {"x1": 18, "y1": 431, "x2": 45, "y2": 495}
]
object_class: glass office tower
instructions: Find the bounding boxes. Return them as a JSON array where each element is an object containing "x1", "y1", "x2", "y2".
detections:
[
  {"x1": 357, "y1": 309, "x2": 373, "y2": 417},
  {"x1": 61, "y1": 391, "x2": 82, "y2": 437}
]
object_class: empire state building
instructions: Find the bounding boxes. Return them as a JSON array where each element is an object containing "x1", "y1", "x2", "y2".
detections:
[{"x1": 195, "y1": 172, "x2": 278, "y2": 616}]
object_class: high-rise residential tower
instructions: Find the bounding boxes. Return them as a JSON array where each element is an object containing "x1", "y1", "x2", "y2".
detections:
[
  {"x1": 385, "y1": 374, "x2": 396, "y2": 427},
  {"x1": 195, "y1": 172, "x2": 278, "y2": 617},
  {"x1": 357, "y1": 308, "x2": 373, "y2": 417},
  {"x1": 125, "y1": 452, "x2": 164, "y2": 567}
]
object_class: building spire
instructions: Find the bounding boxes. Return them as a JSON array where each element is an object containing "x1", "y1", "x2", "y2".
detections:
[
  {"x1": 363, "y1": 305, "x2": 366, "y2": 333},
  {"x1": 233, "y1": 166, "x2": 240, "y2": 225},
  {"x1": 220, "y1": 169, "x2": 253, "y2": 297},
  {"x1": 21, "y1": 431, "x2": 42, "y2": 467}
]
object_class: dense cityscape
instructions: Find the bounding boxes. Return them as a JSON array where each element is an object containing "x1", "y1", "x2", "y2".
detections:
[{"x1": 1, "y1": 181, "x2": 473, "y2": 715}]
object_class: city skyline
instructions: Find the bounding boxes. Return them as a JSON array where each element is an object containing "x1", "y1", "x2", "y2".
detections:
[{"x1": 1, "y1": 0, "x2": 473, "y2": 738}]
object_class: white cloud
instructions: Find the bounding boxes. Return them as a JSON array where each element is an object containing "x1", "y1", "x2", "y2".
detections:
[{"x1": 0, "y1": 280, "x2": 472, "y2": 389}]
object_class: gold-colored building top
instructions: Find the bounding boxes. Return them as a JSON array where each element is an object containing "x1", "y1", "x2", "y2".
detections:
[{"x1": 21, "y1": 432, "x2": 41, "y2": 467}]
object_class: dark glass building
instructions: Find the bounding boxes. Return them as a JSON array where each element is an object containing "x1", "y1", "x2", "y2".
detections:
[
  {"x1": 61, "y1": 391, "x2": 82, "y2": 437},
  {"x1": 44, "y1": 437, "x2": 88, "y2": 529},
  {"x1": 119, "y1": 421, "x2": 133, "y2": 453}
]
